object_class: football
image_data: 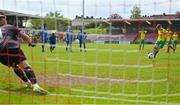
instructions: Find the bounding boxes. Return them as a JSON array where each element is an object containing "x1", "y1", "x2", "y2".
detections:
[{"x1": 148, "y1": 53, "x2": 154, "y2": 59}]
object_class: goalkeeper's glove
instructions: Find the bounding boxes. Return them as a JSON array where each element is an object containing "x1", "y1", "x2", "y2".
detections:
[{"x1": 28, "y1": 43, "x2": 36, "y2": 47}]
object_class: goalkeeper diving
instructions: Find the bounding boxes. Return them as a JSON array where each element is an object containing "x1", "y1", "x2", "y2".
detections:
[{"x1": 0, "y1": 11, "x2": 48, "y2": 95}]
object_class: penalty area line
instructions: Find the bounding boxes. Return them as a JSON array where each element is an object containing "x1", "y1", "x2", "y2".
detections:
[
  {"x1": 0, "y1": 89, "x2": 177, "y2": 104},
  {"x1": 49, "y1": 93, "x2": 168, "y2": 104},
  {"x1": 58, "y1": 73, "x2": 167, "y2": 83}
]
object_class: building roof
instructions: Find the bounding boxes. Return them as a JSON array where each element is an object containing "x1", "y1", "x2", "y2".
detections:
[
  {"x1": 0, "y1": 9, "x2": 40, "y2": 18},
  {"x1": 106, "y1": 12, "x2": 180, "y2": 24},
  {"x1": 141, "y1": 12, "x2": 180, "y2": 20}
]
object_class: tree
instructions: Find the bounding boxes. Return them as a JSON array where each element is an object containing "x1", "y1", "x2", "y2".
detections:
[
  {"x1": 109, "y1": 13, "x2": 122, "y2": 19},
  {"x1": 46, "y1": 11, "x2": 63, "y2": 18},
  {"x1": 31, "y1": 11, "x2": 71, "y2": 31},
  {"x1": 130, "y1": 5, "x2": 141, "y2": 19}
]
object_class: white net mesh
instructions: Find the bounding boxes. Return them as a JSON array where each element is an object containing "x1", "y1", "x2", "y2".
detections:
[{"x1": 0, "y1": 0, "x2": 179, "y2": 104}]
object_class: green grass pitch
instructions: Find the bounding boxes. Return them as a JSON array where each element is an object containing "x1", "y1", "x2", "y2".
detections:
[{"x1": 0, "y1": 43, "x2": 179, "y2": 104}]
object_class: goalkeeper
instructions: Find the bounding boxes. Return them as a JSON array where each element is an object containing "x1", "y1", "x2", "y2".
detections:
[{"x1": 0, "y1": 11, "x2": 48, "y2": 95}]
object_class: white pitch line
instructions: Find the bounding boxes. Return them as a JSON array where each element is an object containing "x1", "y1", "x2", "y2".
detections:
[
  {"x1": 84, "y1": 49, "x2": 139, "y2": 53},
  {"x1": 49, "y1": 93, "x2": 169, "y2": 104},
  {"x1": 0, "y1": 89, "x2": 10, "y2": 93},
  {"x1": 0, "y1": 89, "x2": 157, "y2": 104},
  {"x1": 35, "y1": 43, "x2": 139, "y2": 53},
  {"x1": 31, "y1": 61, "x2": 180, "y2": 70},
  {"x1": 46, "y1": 58, "x2": 153, "y2": 68},
  {"x1": 58, "y1": 73, "x2": 167, "y2": 83},
  {"x1": 0, "y1": 90, "x2": 178, "y2": 104},
  {"x1": 71, "y1": 89, "x2": 180, "y2": 98}
]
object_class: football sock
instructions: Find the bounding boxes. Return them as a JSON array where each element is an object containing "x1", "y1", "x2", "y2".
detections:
[
  {"x1": 50, "y1": 46, "x2": 53, "y2": 52},
  {"x1": 153, "y1": 48, "x2": 159, "y2": 57},
  {"x1": 42, "y1": 45, "x2": 45, "y2": 52},
  {"x1": 173, "y1": 44, "x2": 175, "y2": 49},
  {"x1": 14, "y1": 68, "x2": 29, "y2": 83},
  {"x1": 169, "y1": 45, "x2": 175, "y2": 51},
  {"x1": 24, "y1": 67, "x2": 37, "y2": 84},
  {"x1": 66, "y1": 47, "x2": 68, "y2": 51},
  {"x1": 139, "y1": 45, "x2": 141, "y2": 50}
]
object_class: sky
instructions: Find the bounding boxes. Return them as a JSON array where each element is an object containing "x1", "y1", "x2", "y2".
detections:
[{"x1": 0, "y1": 0, "x2": 180, "y2": 19}]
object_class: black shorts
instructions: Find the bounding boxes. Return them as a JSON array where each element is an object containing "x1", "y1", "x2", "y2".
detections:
[{"x1": 0, "y1": 48, "x2": 26, "y2": 67}]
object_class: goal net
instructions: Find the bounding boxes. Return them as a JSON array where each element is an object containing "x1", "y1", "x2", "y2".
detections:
[{"x1": 0, "y1": 0, "x2": 179, "y2": 104}]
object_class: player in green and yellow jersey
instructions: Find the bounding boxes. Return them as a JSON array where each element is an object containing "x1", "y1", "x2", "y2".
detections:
[
  {"x1": 166, "y1": 27, "x2": 175, "y2": 53},
  {"x1": 149, "y1": 24, "x2": 167, "y2": 58},
  {"x1": 138, "y1": 28, "x2": 147, "y2": 50},
  {"x1": 172, "y1": 32, "x2": 178, "y2": 52}
]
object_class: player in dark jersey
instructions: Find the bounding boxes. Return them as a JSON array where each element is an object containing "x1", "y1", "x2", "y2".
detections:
[
  {"x1": 49, "y1": 33, "x2": 56, "y2": 52},
  {"x1": 0, "y1": 11, "x2": 48, "y2": 95}
]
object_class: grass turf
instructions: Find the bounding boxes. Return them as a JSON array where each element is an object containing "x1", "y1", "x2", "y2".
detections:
[{"x1": 0, "y1": 43, "x2": 179, "y2": 104}]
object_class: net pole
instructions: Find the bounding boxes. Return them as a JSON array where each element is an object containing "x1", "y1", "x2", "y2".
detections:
[
  {"x1": 40, "y1": 0, "x2": 47, "y2": 104},
  {"x1": 108, "y1": 32, "x2": 112, "y2": 103},
  {"x1": 108, "y1": 23, "x2": 113, "y2": 104},
  {"x1": 82, "y1": 24, "x2": 86, "y2": 105},
  {"x1": 166, "y1": 0, "x2": 172, "y2": 103},
  {"x1": 122, "y1": 0, "x2": 127, "y2": 104},
  {"x1": 24, "y1": 0, "x2": 29, "y2": 104},
  {"x1": 53, "y1": 0, "x2": 58, "y2": 104},
  {"x1": 82, "y1": 0, "x2": 85, "y2": 104},
  {"x1": 117, "y1": 4, "x2": 122, "y2": 104},
  {"x1": 14, "y1": 0, "x2": 21, "y2": 104},
  {"x1": 94, "y1": 18, "x2": 98, "y2": 104},
  {"x1": 136, "y1": 1, "x2": 142, "y2": 104},
  {"x1": 79, "y1": 0, "x2": 84, "y2": 104},
  {"x1": 66, "y1": 0, "x2": 73, "y2": 104},
  {"x1": 94, "y1": 0, "x2": 98, "y2": 104},
  {"x1": 28, "y1": 0, "x2": 35, "y2": 103},
  {"x1": 108, "y1": 0, "x2": 112, "y2": 104},
  {"x1": 151, "y1": 0, "x2": 157, "y2": 102}
]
